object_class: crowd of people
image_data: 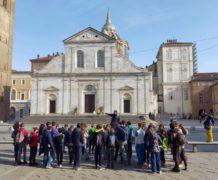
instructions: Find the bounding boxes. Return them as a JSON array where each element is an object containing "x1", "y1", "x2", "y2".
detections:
[{"x1": 11, "y1": 110, "x2": 189, "y2": 174}]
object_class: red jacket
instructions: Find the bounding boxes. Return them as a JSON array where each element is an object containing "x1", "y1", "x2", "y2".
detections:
[
  {"x1": 19, "y1": 127, "x2": 28, "y2": 143},
  {"x1": 29, "y1": 131, "x2": 39, "y2": 148}
]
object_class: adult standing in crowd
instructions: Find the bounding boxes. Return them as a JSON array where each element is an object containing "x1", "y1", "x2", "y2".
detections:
[
  {"x1": 105, "y1": 110, "x2": 120, "y2": 128},
  {"x1": 71, "y1": 123, "x2": 84, "y2": 171}
]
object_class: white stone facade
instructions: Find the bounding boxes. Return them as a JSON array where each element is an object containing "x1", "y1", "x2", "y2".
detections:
[
  {"x1": 30, "y1": 14, "x2": 157, "y2": 116},
  {"x1": 156, "y1": 41, "x2": 194, "y2": 115}
]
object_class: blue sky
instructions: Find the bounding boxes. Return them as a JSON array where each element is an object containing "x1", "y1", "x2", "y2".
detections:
[{"x1": 13, "y1": 0, "x2": 218, "y2": 72}]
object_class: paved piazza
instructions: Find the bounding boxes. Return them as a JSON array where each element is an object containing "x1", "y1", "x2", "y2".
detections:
[
  {"x1": 0, "y1": 120, "x2": 218, "y2": 180},
  {"x1": 0, "y1": 145, "x2": 218, "y2": 180}
]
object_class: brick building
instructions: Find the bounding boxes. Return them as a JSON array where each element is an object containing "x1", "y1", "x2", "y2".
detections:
[
  {"x1": 0, "y1": 0, "x2": 15, "y2": 121},
  {"x1": 190, "y1": 73, "x2": 218, "y2": 118},
  {"x1": 211, "y1": 82, "x2": 218, "y2": 119}
]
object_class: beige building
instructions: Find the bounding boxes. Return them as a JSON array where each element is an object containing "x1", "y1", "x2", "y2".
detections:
[
  {"x1": 10, "y1": 71, "x2": 31, "y2": 120},
  {"x1": 155, "y1": 40, "x2": 197, "y2": 116},
  {"x1": 0, "y1": 0, "x2": 15, "y2": 121},
  {"x1": 211, "y1": 82, "x2": 218, "y2": 119}
]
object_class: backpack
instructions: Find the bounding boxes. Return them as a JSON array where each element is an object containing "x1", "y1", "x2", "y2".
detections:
[
  {"x1": 27, "y1": 135, "x2": 33, "y2": 144},
  {"x1": 108, "y1": 135, "x2": 115, "y2": 147},
  {"x1": 149, "y1": 134, "x2": 161, "y2": 152},
  {"x1": 95, "y1": 133, "x2": 103, "y2": 146},
  {"x1": 128, "y1": 128, "x2": 135, "y2": 143},
  {"x1": 204, "y1": 117, "x2": 212, "y2": 129},
  {"x1": 162, "y1": 137, "x2": 168, "y2": 151},
  {"x1": 177, "y1": 133, "x2": 186, "y2": 146},
  {"x1": 15, "y1": 131, "x2": 24, "y2": 144}
]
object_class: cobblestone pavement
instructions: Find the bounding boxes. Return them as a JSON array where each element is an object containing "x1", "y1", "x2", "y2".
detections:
[{"x1": 0, "y1": 144, "x2": 218, "y2": 180}]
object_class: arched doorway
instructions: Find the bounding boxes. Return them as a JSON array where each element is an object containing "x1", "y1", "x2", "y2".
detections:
[
  {"x1": 123, "y1": 93, "x2": 131, "y2": 113},
  {"x1": 48, "y1": 94, "x2": 57, "y2": 114}
]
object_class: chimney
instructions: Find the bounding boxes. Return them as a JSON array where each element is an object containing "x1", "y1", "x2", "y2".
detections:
[
  {"x1": 56, "y1": 52, "x2": 59, "y2": 56},
  {"x1": 48, "y1": 54, "x2": 50, "y2": 57},
  {"x1": 52, "y1": 52, "x2": 55, "y2": 56},
  {"x1": 37, "y1": 54, "x2": 40, "y2": 59}
]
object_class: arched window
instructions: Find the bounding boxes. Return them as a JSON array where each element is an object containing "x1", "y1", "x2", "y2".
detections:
[
  {"x1": 77, "y1": 50, "x2": 84, "y2": 68},
  {"x1": 97, "y1": 50, "x2": 104, "y2": 67},
  {"x1": 11, "y1": 89, "x2": 16, "y2": 100}
]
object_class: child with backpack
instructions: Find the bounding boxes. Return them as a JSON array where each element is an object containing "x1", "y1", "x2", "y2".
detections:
[
  {"x1": 29, "y1": 127, "x2": 39, "y2": 166},
  {"x1": 106, "y1": 127, "x2": 117, "y2": 169},
  {"x1": 147, "y1": 124, "x2": 162, "y2": 174},
  {"x1": 93, "y1": 124, "x2": 105, "y2": 169}
]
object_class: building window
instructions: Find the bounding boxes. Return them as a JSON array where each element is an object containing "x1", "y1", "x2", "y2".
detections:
[
  {"x1": 21, "y1": 93, "x2": 25, "y2": 100},
  {"x1": 166, "y1": 49, "x2": 172, "y2": 60},
  {"x1": 167, "y1": 63, "x2": 173, "y2": 82},
  {"x1": 184, "y1": 89, "x2": 189, "y2": 100},
  {"x1": 181, "y1": 48, "x2": 187, "y2": 60},
  {"x1": 11, "y1": 89, "x2": 16, "y2": 100},
  {"x1": 97, "y1": 50, "x2": 104, "y2": 67},
  {"x1": 12, "y1": 79, "x2": 16, "y2": 85},
  {"x1": 21, "y1": 79, "x2": 25, "y2": 85},
  {"x1": 3, "y1": 0, "x2": 7, "y2": 8},
  {"x1": 77, "y1": 50, "x2": 84, "y2": 68},
  {"x1": 199, "y1": 93, "x2": 203, "y2": 104},
  {"x1": 168, "y1": 89, "x2": 173, "y2": 100}
]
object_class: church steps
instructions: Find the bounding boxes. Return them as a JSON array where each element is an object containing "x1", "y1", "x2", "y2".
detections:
[{"x1": 20, "y1": 115, "x2": 145, "y2": 125}]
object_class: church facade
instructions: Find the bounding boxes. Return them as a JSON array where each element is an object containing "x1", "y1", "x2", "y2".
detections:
[{"x1": 30, "y1": 12, "x2": 157, "y2": 116}]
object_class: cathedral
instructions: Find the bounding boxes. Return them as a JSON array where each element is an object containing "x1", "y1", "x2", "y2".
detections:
[{"x1": 30, "y1": 11, "x2": 157, "y2": 116}]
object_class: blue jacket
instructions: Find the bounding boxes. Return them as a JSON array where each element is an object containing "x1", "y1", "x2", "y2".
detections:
[
  {"x1": 71, "y1": 128, "x2": 83, "y2": 147},
  {"x1": 43, "y1": 129, "x2": 55, "y2": 152},
  {"x1": 116, "y1": 125, "x2": 128, "y2": 142}
]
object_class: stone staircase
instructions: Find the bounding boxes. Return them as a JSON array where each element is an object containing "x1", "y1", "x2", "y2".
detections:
[{"x1": 20, "y1": 115, "x2": 148, "y2": 125}]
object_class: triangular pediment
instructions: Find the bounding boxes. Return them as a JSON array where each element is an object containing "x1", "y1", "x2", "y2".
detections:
[
  {"x1": 44, "y1": 86, "x2": 59, "y2": 91},
  {"x1": 119, "y1": 85, "x2": 134, "y2": 91},
  {"x1": 63, "y1": 27, "x2": 116, "y2": 44}
]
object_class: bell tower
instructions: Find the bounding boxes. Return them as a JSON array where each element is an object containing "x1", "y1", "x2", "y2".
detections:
[{"x1": 0, "y1": 0, "x2": 15, "y2": 121}]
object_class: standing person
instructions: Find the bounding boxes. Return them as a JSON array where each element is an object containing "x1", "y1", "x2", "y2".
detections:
[
  {"x1": 29, "y1": 127, "x2": 39, "y2": 166},
  {"x1": 66, "y1": 125, "x2": 74, "y2": 164},
  {"x1": 171, "y1": 125, "x2": 186, "y2": 173},
  {"x1": 51, "y1": 121, "x2": 58, "y2": 162},
  {"x1": 158, "y1": 124, "x2": 168, "y2": 167},
  {"x1": 88, "y1": 124, "x2": 95, "y2": 154},
  {"x1": 179, "y1": 124, "x2": 188, "y2": 170},
  {"x1": 81, "y1": 123, "x2": 89, "y2": 160},
  {"x1": 135, "y1": 123, "x2": 145, "y2": 166},
  {"x1": 93, "y1": 124, "x2": 105, "y2": 169},
  {"x1": 144, "y1": 124, "x2": 153, "y2": 167},
  {"x1": 103, "y1": 124, "x2": 110, "y2": 161},
  {"x1": 148, "y1": 124, "x2": 162, "y2": 174},
  {"x1": 127, "y1": 121, "x2": 134, "y2": 164},
  {"x1": 71, "y1": 123, "x2": 84, "y2": 171},
  {"x1": 62, "y1": 124, "x2": 68, "y2": 153},
  {"x1": 106, "y1": 127, "x2": 117, "y2": 169},
  {"x1": 203, "y1": 111, "x2": 215, "y2": 142},
  {"x1": 11, "y1": 122, "x2": 20, "y2": 164},
  {"x1": 17, "y1": 123, "x2": 28, "y2": 164},
  {"x1": 55, "y1": 128, "x2": 65, "y2": 167},
  {"x1": 43, "y1": 125, "x2": 55, "y2": 169},
  {"x1": 105, "y1": 110, "x2": 120, "y2": 128}
]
